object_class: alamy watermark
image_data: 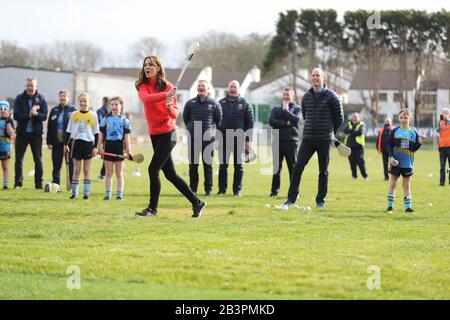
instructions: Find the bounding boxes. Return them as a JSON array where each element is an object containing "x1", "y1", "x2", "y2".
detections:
[
  {"x1": 366, "y1": 11, "x2": 382, "y2": 30},
  {"x1": 171, "y1": 122, "x2": 280, "y2": 176},
  {"x1": 367, "y1": 265, "x2": 381, "y2": 290},
  {"x1": 66, "y1": 265, "x2": 81, "y2": 290}
]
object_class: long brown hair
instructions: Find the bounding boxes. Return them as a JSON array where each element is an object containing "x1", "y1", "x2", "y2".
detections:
[{"x1": 135, "y1": 55, "x2": 168, "y2": 91}]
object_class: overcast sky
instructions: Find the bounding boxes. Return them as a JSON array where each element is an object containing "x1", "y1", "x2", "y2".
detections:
[{"x1": 2, "y1": 0, "x2": 449, "y2": 67}]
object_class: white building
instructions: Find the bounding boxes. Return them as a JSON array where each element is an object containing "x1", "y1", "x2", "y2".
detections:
[
  {"x1": 0, "y1": 66, "x2": 74, "y2": 107},
  {"x1": 0, "y1": 65, "x2": 142, "y2": 113},
  {"x1": 246, "y1": 68, "x2": 352, "y2": 106},
  {"x1": 348, "y1": 69, "x2": 450, "y2": 125}
]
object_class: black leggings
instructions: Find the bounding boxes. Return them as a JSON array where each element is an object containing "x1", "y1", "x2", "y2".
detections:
[{"x1": 149, "y1": 130, "x2": 199, "y2": 210}]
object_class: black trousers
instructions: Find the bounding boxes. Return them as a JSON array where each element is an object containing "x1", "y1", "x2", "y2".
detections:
[
  {"x1": 288, "y1": 140, "x2": 330, "y2": 204},
  {"x1": 381, "y1": 152, "x2": 389, "y2": 180},
  {"x1": 14, "y1": 134, "x2": 43, "y2": 188},
  {"x1": 271, "y1": 141, "x2": 299, "y2": 194},
  {"x1": 188, "y1": 137, "x2": 214, "y2": 193},
  {"x1": 51, "y1": 142, "x2": 74, "y2": 185},
  {"x1": 218, "y1": 135, "x2": 244, "y2": 193},
  {"x1": 439, "y1": 147, "x2": 450, "y2": 185},
  {"x1": 348, "y1": 146, "x2": 368, "y2": 178},
  {"x1": 148, "y1": 130, "x2": 199, "y2": 211}
]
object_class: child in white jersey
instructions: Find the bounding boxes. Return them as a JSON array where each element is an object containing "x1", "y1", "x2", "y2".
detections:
[{"x1": 65, "y1": 93, "x2": 99, "y2": 199}]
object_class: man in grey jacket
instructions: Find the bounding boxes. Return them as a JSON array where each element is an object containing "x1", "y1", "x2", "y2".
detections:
[{"x1": 279, "y1": 68, "x2": 343, "y2": 209}]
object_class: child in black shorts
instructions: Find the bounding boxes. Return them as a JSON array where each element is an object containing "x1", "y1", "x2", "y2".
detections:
[
  {"x1": 65, "y1": 93, "x2": 100, "y2": 199},
  {"x1": 99, "y1": 97, "x2": 132, "y2": 200}
]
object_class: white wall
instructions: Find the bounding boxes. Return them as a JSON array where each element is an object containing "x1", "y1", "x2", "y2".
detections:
[
  {"x1": 437, "y1": 89, "x2": 450, "y2": 114},
  {"x1": 348, "y1": 89, "x2": 415, "y2": 119},
  {"x1": 74, "y1": 72, "x2": 141, "y2": 113},
  {"x1": 246, "y1": 74, "x2": 310, "y2": 105},
  {"x1": 0, "y1": 67, "x2": 75, "y2": 107}
]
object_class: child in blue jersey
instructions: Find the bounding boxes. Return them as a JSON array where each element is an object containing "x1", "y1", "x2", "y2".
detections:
[
  {"x1": 0, "y1": 101, "x2": 16, "y2": 189},
  {"x1": 98, "y1": 97, "x2": 132, "y2": 200},
  {"x1": 387, "y1": 109, "x2": 426, "y2": 213}
]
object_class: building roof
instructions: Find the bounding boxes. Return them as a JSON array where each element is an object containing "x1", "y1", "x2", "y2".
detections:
[
  {"x1": 99, "y1": 67, "x2": 203, "y2": 90},
  {"x1": 212, "y1": 70, "x2": 248, "y2": 88},
  {"x1": 0, "y1": 65, "x2": 74, "y2": 74},
  {"x1": 350, "y1": 70, "x2": 417, "y2": 90}
]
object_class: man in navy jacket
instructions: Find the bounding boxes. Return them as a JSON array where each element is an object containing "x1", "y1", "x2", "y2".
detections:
[
  {"x1": 279, "y1": 68, "x2": 343, "y2": 209},
  {"x1": 269, "y1": 88, "x2": 301, "y2": 197},
  {"x1": 13, "y1": 78, "x2": 48, "y2": 189},
  {"x1": 217, "y1": 80, "x2": 254, "y2": 196},
  {"x1": 183, "y1": 80, "x2": 222, "y2": 196},
  {"x1": 47, "y1": 90, "x2": 77, "y2": 186}
]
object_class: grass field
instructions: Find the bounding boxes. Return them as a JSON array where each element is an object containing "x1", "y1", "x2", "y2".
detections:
[{"x1": 0, "y1": 142, "x2": 449, "y2": 299}]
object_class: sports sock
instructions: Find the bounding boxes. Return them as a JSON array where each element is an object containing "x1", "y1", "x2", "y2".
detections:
[
  {"x1": 105, "y1": 189, "x2": 112, "y2": 198},
  {"x1": 83, "y1": 180, "x2": 91, "y2": 197},
  {"x1": 387, "y1": 193, "x2": 395, "y2": 208},
  {"x1": 3, "y1": 180, "x2": 8, "y2": 188},
  {"x1": 71, "y1": 180, "x2": 79, "y2": 196},
  {"x1": 404, "y1": 194, "x2": 412, "y2": 210},
  {"x1": 116, "y1": 191, "x2": 123, "y2": 199}
]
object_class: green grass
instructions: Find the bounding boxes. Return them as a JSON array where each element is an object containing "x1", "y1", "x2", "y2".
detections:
[{"x1": 0, "y1": 144, "x2": 449, "y2": 299}]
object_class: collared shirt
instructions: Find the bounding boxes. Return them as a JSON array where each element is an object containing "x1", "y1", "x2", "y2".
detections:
[{"x1": 26, "y1": 98, "x2": 34, "y2": 133}]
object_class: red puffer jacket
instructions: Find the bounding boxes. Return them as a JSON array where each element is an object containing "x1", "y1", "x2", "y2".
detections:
[{"x1": 138, "y1": 78, "x2": 179, "y2": 135}]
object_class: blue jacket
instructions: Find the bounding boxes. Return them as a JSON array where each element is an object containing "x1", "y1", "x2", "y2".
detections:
[
  {"x1": 218, "y1": 96, "x2": 254, "y2": 132},
  {"x1": 13, "y1": 90, "x2": 48, "y2": 136},
  {"x1": 269, "y1": 102, "x2": 301, "y2": 142},
  {"x1": 301, "y1": 87, "x2": 343, "y2": 141},
  {"x1": 183, "y1": 96, "x2": 222, "y2": 138},
  {"x1": 47, "y1": 104, "x2": 77, "y2": 145},
  {"x1": 96, "y1": 104, "x2": 110, "y2": 123}
]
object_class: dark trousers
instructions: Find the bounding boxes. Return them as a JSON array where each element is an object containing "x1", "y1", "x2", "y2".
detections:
[
  {"x1": 348, "y1": 146, "x2": 368, "y2": 178},
  {"x1": 14, "y1": 134, "x2": 43, "y2": 188},
  {"x1": 271, "y1": 141, "x2": 299, "y2": 195},
  {"x1": 188, "y1": 137, "x2": 214, "y2": 193},
  {"x1": 288, "y1": 140, "x2": 330, "y2": 204},
  {"x1": 381, "y1": 152, "x2": 389, "y2": 180},
  {"x1": 148, "y1": 131, "x2": 199, "y2": 211},
  {"x1": 218, "y1": 135, "x2": 244, "y2": 193},
  {"x1": 51, "y1": 142, "x2": 74, "y2": 185},
  {"x1": 439, "y1": 147, "x2": 450, "y2": 185}
]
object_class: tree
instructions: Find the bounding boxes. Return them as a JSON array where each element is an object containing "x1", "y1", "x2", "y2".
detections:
[
  {"x1": 313, "y1": 9, "x2": 345, "y2": 91},
  {"x1": 0, "y1": 41, "x2": 31, "y2": 67},
  {"x1": 263, "y1": 10, "x2": 302, "y2": 100},
  {"x1": 128, "y1": 36, "x2": 166, "y2": 65},
  {"x1": 432, "y1": 10, "x2": 450, "y2": 61},
  {"x1": 342, "y1": 10, "x2": 388, "y2": 124},
  {"x1": 30, "y1": 40, "x2": 103, "y2": 71},
  {"x1": 184, "y1": 31, "x2": 270, "y2": 72}
]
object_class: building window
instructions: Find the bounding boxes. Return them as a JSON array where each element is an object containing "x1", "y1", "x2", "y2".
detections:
[
  {"x1": 422, "y1": 93, "x2": 437, "y2": 110},
  {"x1": 378, "y1": 93, "x2": 388, "y2": 102},
  {"x1": 394, "y1": 93, "x2": 403, "y2": 102}
]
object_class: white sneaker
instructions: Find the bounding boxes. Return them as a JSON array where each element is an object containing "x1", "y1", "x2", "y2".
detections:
[{"x1": 274, "y1": 204, "x2": 289, "y2": 211}]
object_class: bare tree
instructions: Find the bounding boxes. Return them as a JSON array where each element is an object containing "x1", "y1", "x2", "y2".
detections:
[
  {"x1": 29, "y1": 40, "x2": 103, "y2": 71},
  {"x1": 0, "y1": 41, "x2": 31, "y2": 67},
  {"x1": 185, "y1": 31, "x2": 270, "y2": 72},
  {"x1": 128, "y1": 37, "x2": 166, "y2": 65}
]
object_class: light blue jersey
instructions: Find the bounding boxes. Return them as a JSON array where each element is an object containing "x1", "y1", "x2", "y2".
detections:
[{"x1": 99, "y1": 115, "x2": 131, "y2": 141}]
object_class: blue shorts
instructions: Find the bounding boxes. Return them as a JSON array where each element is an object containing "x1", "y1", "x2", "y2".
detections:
[{"x1": 389, "y1": 166, "x2": 413, "y2": 177}]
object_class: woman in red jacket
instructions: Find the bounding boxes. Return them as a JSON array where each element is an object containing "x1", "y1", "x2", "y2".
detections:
[{"x1": 135, "y1": 55, "x2": 206, "y2": 218}]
